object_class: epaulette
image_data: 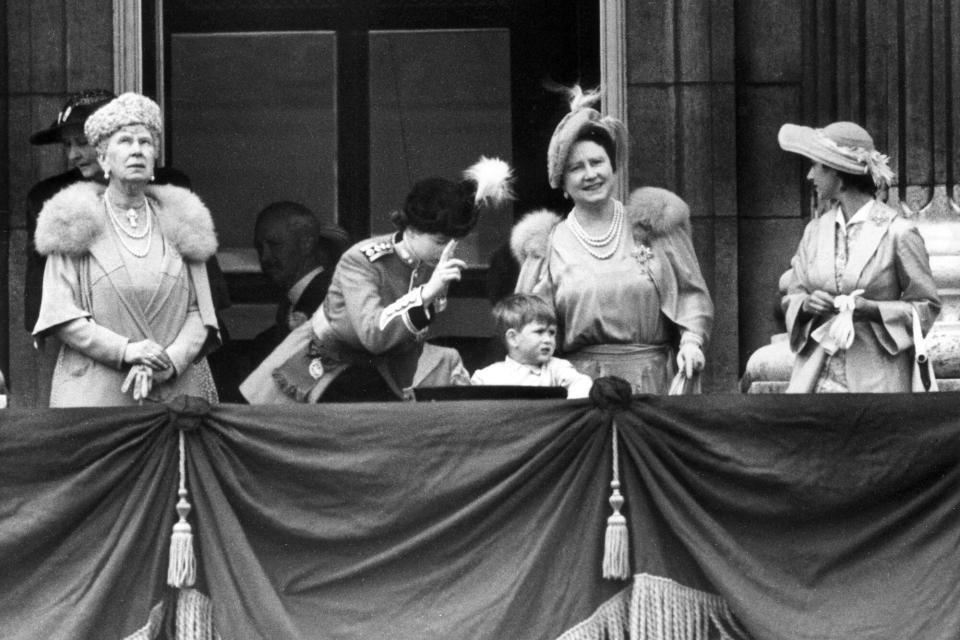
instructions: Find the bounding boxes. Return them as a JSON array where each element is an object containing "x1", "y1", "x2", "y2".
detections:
[{"x1": 360, "y1": 240, "x2": 394, "y2": 262}]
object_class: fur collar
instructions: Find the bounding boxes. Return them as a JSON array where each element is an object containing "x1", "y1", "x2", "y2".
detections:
[
  {"x1": 34, "y1": 182, "x2": 218, "y2": 261},
  {"x1": 625, "y1": 187, "x2": 691, "y2": 238},
  {"x1": 510, "y1": 187, "x2": 690, "y2": 261},
  {"x1": 510, "y1": 209, "x2": 562, "y2": 262}
]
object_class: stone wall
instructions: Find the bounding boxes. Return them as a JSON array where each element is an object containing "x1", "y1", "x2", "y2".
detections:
[
  {"x1": 625, "y1": 0, "x2": 740, "y2": 391},
  {"x1": 5, "y1": 0, "x2": 113, "y2": 407}
]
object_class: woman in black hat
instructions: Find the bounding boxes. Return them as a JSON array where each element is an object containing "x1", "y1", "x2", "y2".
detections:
[{"x1": 241, "y1": 157, "x2": 514, "y2": 403}]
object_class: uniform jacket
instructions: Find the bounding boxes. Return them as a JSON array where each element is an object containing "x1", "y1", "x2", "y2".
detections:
[{"x1": 241, "y1": 232, "x2": 441, "y2": 403}]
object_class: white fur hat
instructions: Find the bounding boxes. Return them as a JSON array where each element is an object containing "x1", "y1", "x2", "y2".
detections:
[
  {"x1": 546, "y1": 86, "x2": 628, "y2": 189},
  {"x1": 84, "y1": 92, "x2": 163, "y2": 148}
]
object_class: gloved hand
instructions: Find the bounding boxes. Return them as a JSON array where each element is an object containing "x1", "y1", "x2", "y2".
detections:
[
  {"x1": 827, "y1": 289, "x2": 864, "y2": 350},
  {"x1": 676, "y1": 341, "x2": 705, "y2": 379},
  {"x1": 121, "y1": 364, "x2": 154, "y2": 403}
]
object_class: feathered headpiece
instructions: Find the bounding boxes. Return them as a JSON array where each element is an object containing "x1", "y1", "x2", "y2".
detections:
[
  {"x1": 464, "y1": 156, "x2": 515, "y2": 208},
  {"x1": 546, "y1": 85, "x2": 628, "y2": 189},
  {"x1": 393, "y1": 157, "x2": 515, "y2": 238}
]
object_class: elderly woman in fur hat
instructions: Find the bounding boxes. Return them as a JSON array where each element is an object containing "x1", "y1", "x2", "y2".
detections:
[
  {"x1": 778, "y1": 121, "x2": 939, "y2": 392},
  {"x1": 512, "y1": 87, "x2": 713, "y2": 394},
  {"x1": 240, "y1": 158, "x2": 513, "y2": 403},
  {"x1": 32, "y1": 93, "x2": 220, "y2": 406}
]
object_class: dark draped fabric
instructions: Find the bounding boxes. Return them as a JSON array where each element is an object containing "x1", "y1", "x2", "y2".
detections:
[{"x1": 2, "y1": 390, "x2": 960, "y2": 639}]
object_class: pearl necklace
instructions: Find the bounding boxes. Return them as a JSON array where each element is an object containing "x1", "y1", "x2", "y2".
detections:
[
  {"x1": 105, "y1": 199, "x2": 154, "y2": 258},
  {"x1": 105, "y1": 195, "x2": 151, "y2": 239},
  {"x1": 567, "y1": 200, "x2": 624, "y2": 260}
]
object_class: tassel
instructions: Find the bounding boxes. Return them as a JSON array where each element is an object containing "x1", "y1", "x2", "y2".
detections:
[
  {"x1": 603, "y1": 424, "x2": 630, "y2": 580},
  {"x1": 168, "y1": 430, "x2": 197, "y2": 589}
]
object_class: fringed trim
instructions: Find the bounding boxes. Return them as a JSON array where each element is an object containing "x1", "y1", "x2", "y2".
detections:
[
  {"x1": 555, "y1": 586, "x2": 631, "y2": 640},
  {"x1": 176, "y1": 588, "x2": 221, "y2": 640},
  {"x1": 554, "y1": 575, "x2": 745, "y2": 640},
  {"x1": 122, "y1": 600, "x2": 166, "y2": 640},
  {"x1": 631, "y1": 574, "x2": 745, "y2": 640},
  {"x1": 168, "y1": 430, "x2": 197, "y2": 589}
]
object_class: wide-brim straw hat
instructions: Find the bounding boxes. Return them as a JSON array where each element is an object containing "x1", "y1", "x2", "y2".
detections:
[
  {"x1": 778, "y1": 121, "x2": 894, "y2": 187},
  {"x1": 546, "y1": 86, "x2": 628, "y2": 189}
]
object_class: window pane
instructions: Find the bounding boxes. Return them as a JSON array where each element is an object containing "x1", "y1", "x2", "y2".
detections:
[
  {"x1": 170, "y1": 32, "x2": 338, "y2": 254},
  {"x1": 369, "y1": 29, "x2": 512, "y2": 264}
]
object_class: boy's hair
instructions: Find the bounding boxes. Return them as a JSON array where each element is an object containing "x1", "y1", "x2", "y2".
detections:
[{"x1": 492, "y1": 293, "x2": 557, "y2": 347}]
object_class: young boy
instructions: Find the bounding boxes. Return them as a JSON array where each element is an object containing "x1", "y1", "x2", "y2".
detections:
[{"x1": 471, "y1": 294, "x2": 593, "y2": 398}]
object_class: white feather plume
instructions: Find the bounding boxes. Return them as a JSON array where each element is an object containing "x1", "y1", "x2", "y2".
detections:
[
  {"x1": 464, "y1": 156, "x2": 515, "y2": 207},
  {"x1": 565, "y1": 85, "x2": 602, "y2": 113}
]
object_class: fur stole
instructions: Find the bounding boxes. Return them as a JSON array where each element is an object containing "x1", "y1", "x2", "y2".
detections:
[
  {"x1": 34, "y1": 181, "x2": 218, "y2": 261},
  {"x1": 510, "y1": 187, "x2": 691, "y2": 262}
]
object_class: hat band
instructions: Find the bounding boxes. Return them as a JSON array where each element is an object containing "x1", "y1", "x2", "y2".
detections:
[{"x1": 814, "y1": 129, "x2": 895, "y2": 187}]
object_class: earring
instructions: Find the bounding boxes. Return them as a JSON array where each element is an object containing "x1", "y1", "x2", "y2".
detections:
[
  {"x1": 149, "y1": 174, "x2": 155, "y2": 182},
  {"x1": 104, "y1": 168, "x2": 110, "y2": 180},
  {"x1": 563, "y1": 192, "x2": 570, "y2": 200}
]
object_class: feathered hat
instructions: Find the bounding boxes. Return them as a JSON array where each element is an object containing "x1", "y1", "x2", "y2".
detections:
[
  {"x1": 394, "y1": 157, "x2": 514, "y2": 238},
  {"x1": 30, "y1": 89, "x2": 116, "y2": 145},
  {"x1": 546, "y1": 86, "x2": 628, "y2": 189},
  {"x1": 84, "y1": 92, "x2": 163, "y2": 148},
  {"x1": 778, "y1": 121, "x2": 894, "y2": 188}
]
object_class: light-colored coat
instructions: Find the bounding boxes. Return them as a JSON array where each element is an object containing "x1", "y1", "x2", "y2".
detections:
[
  {"x1": 33, "y1": 182, "x2": 220, "y2": 406},
  {"x1": 783, "y1": 202, "x2": 940, "y2": 392},
  {"x1": 512, "y1": 187, "x2": 713, "y2": 347}
]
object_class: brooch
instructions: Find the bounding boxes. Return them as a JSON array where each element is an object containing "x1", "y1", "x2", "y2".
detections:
[
  {"x1": 631, "y1": 244, "x2": 654, "y2": 265},
  {"x1": 308, "y1": 357, "x2": 325, "y2": 380}
]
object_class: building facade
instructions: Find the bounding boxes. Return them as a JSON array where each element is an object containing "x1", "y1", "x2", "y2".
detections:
[{"x1": 2, "y1": 0, "x2": 957, "y2": 405}]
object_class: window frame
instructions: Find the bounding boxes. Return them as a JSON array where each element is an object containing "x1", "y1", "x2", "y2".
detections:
[{"x1": 114, "y1": 0, "x2": 626, "y2": 265}]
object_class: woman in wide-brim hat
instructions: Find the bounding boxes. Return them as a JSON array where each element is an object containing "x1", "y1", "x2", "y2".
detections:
[
  {"x1": 32, "y1": 92, "x2": 220, "y2": 406},
  {"x1": 511, "y1": 86, "x2": 713, "y2": 394},
  {"x1": 778, "y1": 121, "x2": 940, "y2": 392}
]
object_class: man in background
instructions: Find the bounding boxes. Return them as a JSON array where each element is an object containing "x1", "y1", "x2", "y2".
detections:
[
  {"x1": 252, "y1": 201, "x2": 350, "y2": 358},
  {"x1": 209, "y1": 201, "x2": 349, "y2": 402}
]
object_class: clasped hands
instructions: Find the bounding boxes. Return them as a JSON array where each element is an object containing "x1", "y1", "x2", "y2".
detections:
[
  {"x1": 121, "y1": 340, "x2": 174, "y2": 402},
  {"x1": 803, "y1": 289, "x2": 865, "y2": 351}
]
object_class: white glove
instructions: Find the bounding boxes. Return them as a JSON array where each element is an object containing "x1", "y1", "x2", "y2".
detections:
[
  {"x1": 676, "y1": 341, "x2": 705, "y2": 379},
  {"x1": 827, "y1": 289, "x2": 864, "y2": 350},
  {"x1": 121, "y1": 364, "x2": 154, "y2": 403}
]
